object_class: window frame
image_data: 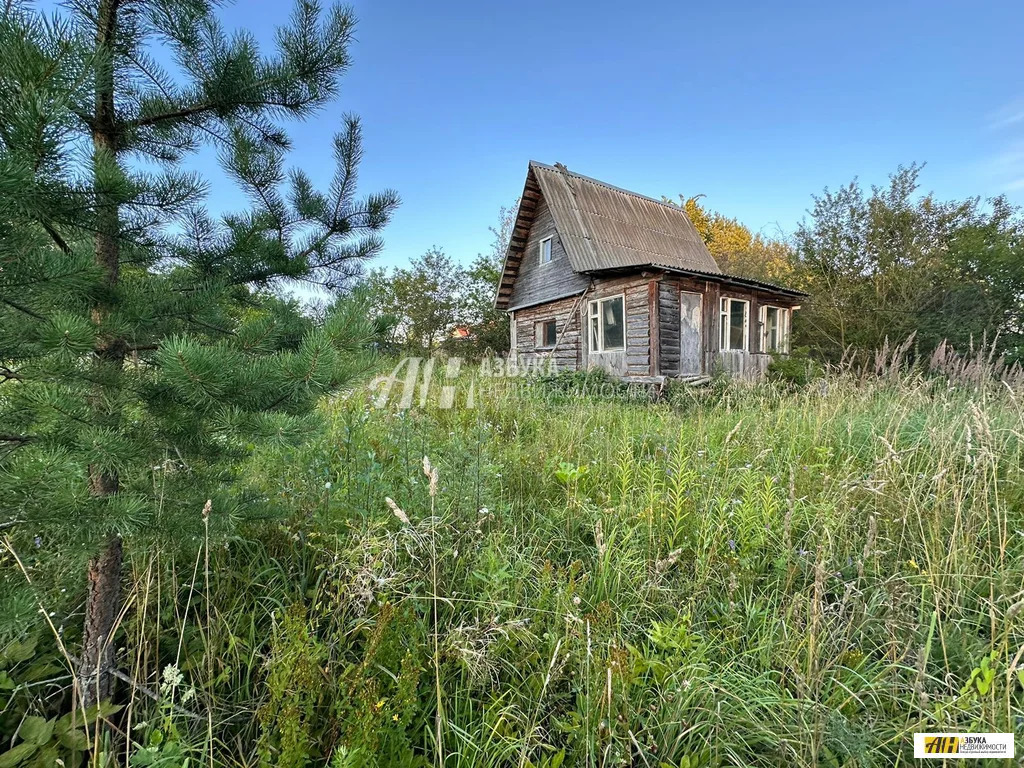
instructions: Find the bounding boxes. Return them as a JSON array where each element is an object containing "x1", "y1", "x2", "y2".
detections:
[
  {"x1": 588, "y1": 294, "x2": 626, "y2": 354},
  {"x1": 719, "y1": 297, "x2": 750, "y2": 352},
  {"x1": 759, "y1": 304, "x2": 790, "y2": 353},
  {"x1": 539, "y1": 236, "x2": 553, "y2": 265},
  {"x1": 535, "y1": 318, "x2": 558, "y2": 349}
]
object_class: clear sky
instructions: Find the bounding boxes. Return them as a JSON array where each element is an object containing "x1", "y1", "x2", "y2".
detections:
[{"x1": 149, "y1": 1, "x2": 1024, "y2": 268}]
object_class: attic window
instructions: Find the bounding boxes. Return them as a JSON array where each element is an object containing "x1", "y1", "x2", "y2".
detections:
[{"x1": 539, "y1": 237, "x2": 553, "y2": 264}]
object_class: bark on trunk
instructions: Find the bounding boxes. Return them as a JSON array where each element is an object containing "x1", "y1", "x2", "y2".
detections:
[
  {"x1": 80, "y1": 0, "x2": 125, "y2": 710},
  {"x1": 79, "y1": 534, "x2": 123, "y2": 707}
]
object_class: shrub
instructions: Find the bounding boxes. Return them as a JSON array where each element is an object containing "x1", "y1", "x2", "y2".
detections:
[{"x1": 767, "y1": 346, "x2": 822, "y2": 386}]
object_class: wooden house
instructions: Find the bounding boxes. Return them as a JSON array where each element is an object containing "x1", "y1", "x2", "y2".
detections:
[{"x1": 495, "y1": 162, "x2": 807, "y2": 380}]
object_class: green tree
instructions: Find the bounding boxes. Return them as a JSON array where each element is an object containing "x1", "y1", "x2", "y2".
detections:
[
  {"x1": 943, "y1": 196, "x2": 1024, "y2": 362},
  {"x1": 0, "y1": 0, "x2": 397, "y2": 707},
  {"x1": 461, "y1": 201, "x2": 517, "y2": 356},
  {"x1": 790, "y1": 164, "x2": 1020, "y2": 359},
  {"x1": 365, "y1": 247, "x2": 466, "y2": 352}
]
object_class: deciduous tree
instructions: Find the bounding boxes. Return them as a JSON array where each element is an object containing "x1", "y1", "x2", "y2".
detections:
[
  {"x1": 670, "y1": 195, "x2": 794, "y2": 284},
  {"x1": 365, "y1": 248, "x2": 465, "y2": 352}
]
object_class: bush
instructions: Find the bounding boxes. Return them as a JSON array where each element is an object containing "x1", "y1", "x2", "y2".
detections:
[{"x1": 767, "y1": 346, "x2": 822, "y2": 386}]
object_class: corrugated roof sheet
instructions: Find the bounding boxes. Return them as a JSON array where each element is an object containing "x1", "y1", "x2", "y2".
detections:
[{"x1": 530, "y1": 161, "x2": 722, "y2": 275}]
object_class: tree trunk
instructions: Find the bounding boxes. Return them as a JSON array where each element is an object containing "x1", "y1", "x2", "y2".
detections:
[
  {"x1": 79, "y1": 533, "x2": 123, "y2": 707},
  {"x1": 80, "y1": 0, "x2": 125, "y2": 709}
]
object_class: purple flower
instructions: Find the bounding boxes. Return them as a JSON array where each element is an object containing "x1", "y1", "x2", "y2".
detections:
[{"x1": 728, "y1": 539, "x2": 737, "y2": 552}]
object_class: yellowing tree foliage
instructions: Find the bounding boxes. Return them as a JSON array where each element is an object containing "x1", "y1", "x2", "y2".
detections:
[{"x1": 671, "y1": 195, "x2": 794, "y2": 284}]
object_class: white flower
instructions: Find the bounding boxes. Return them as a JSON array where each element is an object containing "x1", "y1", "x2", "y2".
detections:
[{"x1": 325, "y1": 481, "x2": 332, "y2": 489}]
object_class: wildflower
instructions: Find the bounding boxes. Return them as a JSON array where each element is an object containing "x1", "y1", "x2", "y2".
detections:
[
  {"x1": 160, "y1": 664, "x2": 184, "y2": 697},
  {"x1": 392, "y1": 714, "x2": 399, "y2": 722},
  {"x1": 374, "y1": 698, "x2": 386, "y2": 710},
  {"x1": 325, "y1": 481, "x2": 332, "y2": 490},
  {"x1": 385, "y1": 497, "x2": 410, "y2": 525},
  {"x1": 728, "y1": 539, "x2": 736, "y2": 552},
  {"x1": 572, "y1": 595, "x2": 581, "y2": 606}
]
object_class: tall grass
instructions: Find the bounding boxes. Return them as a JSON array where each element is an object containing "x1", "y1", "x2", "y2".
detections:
[{"x1": 3, "y1": 365, "x2": 1024, "y2": 767}]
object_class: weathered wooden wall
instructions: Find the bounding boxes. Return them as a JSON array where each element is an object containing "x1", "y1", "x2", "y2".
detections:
[
  {"x1": 506, "y1": 192, "x2": 589, "y2": 311},
  {"x1": 656, "y1": 275, "x2": 800, "y2": 379},
  {"x1": 719, "y1": 350, "x2": 772, "y2": 380},
  {"x1": 658, "y1": 282, "x2": 680, "y2": 375},
  {"x1": 511, "y1": 293, "x2": 583, "y2": 372},
  {"x1": 582, "y1": 275, "x2": 652, "y2": 377},
  {"x1": 510, "y1": 270, "x2": 801, "y2": 381},
  {"x1": 658, "y1": 275, "x2": 720, "y2": 376}
]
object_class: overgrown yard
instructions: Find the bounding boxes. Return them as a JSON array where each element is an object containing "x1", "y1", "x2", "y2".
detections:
[{"x1": 4, "y1": 368, "x2": 1024, "y2": 766}]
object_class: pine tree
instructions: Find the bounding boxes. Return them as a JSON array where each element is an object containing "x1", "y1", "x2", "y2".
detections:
[{"x1": 0, "y1": 0, "x2": 398, "y2": 707}]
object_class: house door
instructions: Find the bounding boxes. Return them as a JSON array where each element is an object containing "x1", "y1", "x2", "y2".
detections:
[{"x1": 680, "y1": 291, "x2": 703, "y2": 375}]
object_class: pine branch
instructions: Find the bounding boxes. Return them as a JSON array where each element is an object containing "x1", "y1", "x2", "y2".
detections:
[
  {"x1": 127, "y1": 98, "x2": 311, "y2": 131},
  {"x1": 1, "y1": 298, "x2": 45, "y2": 320},
  {"x1": 37, "y1": 220, "x2": 73, "y2": 254}
]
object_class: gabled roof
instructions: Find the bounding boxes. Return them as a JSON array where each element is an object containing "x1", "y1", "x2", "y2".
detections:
[{"x1": 495, "y1": 161, "x2": 722, "y2": 308}]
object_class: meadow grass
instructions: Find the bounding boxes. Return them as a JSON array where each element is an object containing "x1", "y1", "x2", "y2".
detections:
[{"x1": 3, "y1": 365, "x2": 1024, "y2": 767}]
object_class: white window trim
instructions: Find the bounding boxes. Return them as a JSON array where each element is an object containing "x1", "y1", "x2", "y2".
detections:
[
  {"x1": 539, "y1": 236, "x2": 553, "y2": 265},
  {"x1": 588, "y1": 293, "x2": 626, "y2": 354},
  {"x1": 720, "y1": 297, "x2": 750, "y2": 352},
  {"x1": 758, "y1": 304, "x2": 790, "y2": 354}
]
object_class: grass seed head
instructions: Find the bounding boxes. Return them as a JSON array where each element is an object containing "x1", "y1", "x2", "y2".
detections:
[{"x1": 385, "y1": 497, "x2": 410, "y2": 525}]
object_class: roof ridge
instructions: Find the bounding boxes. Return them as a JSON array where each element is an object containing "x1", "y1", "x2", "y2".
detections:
[{"x1": 529, "y1": 160, "x2": 686, "y2": 214}]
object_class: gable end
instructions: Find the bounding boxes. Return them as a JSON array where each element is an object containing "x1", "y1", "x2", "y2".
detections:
[{"x1": 494, "y1": 167, "x2": 543, "y2": 309}]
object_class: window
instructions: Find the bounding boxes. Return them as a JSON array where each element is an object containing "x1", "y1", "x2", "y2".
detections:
[
  {"x1": 760, "y1": 305, "x2": 790, "y2": 353},
  {"x1": 588, "y1": 295, "x2": 625, "y2": 353},
  {"x1": 539, "y1": 237, "x2": 553, "y2": 264},
  {"x1": 720, "y1": 297, "x2": 749, "y2": 351},
  {"x1": 535, "y1": 319, "x2": 557, "y2": 348}
]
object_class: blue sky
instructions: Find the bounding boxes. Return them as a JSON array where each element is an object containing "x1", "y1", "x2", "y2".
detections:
[{"x1": 166, "y1": 1, "x2": 1024, "y2": 268}]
